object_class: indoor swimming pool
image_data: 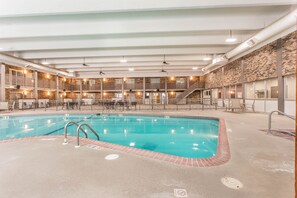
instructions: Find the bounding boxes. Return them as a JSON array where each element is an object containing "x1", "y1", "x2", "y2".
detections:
[{"x1": 0, "y1": 114, "x2": 219, "y2": 158}]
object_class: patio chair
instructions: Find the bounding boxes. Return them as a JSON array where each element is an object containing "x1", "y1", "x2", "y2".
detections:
[
  {"x1": 229, "y1": 99, "x2": 244, "y2": 112},
  {"x1": 9, "y1": 101, "x2": 15, "y2": 111}
]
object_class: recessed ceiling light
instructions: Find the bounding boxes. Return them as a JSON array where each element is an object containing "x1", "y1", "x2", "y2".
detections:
[
  {"x1": 128, "y1": 68, "x2": 134, "y2": 71},
  {"x1": 225, "y1": 30, "x2": 237, "y2": 43},
  {"x1": 120, "y1": 56, "x2": 127, "y2": 63},
  {"x1": 192, "y1": 67, "x2": 198, "y2": 70}
]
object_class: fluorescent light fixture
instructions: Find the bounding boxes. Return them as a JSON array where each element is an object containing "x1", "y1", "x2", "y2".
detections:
[
  {"x1": 192, "y1": 67, "x2": 198, "y2": 70},
  {"x1": 203, "y1": 57, "x2": 212, "y2": 61},
  {"x1": 225, "y1": 37, "x2": 237, "y2": 43},
  {"x1": 128, "y1": 68, "x2": 134, "y2": 71},
  {"x1": 120, "y1": 56, "x2": 127, "y2": 63},
  {"x1": 225, "y1": 30, "x2": 237, "y2": 43}
]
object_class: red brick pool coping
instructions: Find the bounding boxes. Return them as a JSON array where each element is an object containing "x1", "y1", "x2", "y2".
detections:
[{"x1": 0, "y1": 117, "x2": 230, "y2": 167}]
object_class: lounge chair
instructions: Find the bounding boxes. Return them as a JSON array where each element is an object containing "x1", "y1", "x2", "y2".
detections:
[{"x1": 229, "y1": 99, "x2": 244, "y2": 112}]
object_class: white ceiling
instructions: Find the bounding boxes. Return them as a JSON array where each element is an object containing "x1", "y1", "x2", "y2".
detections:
[{"x1": 0, "y1": 0, "x2": 296, "y2": 78}]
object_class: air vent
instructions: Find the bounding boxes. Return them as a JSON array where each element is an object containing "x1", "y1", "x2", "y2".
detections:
[{"x1": 246, "y1": 38, "x2": 258, "y2": 47}]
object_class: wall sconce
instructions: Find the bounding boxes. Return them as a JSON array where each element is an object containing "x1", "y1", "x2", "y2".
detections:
[
  {"x1": 46, "y1": 74, "x2": 50, "y2": 79},
  {"x1": 171, "y1": 77, "x2": 175, "y2": 81},
  {"x1": 103, "y1": 92, "x2": 106, "y2": 96},
  {"x1": 170, "y1": 91, "x2": 174, "y2": 95},
  {"x1": 137, "y1": 92, "x2": 141, "y2": 96},
  {"x1": 83, "y1": 78, "x2": 87, "y2": 82},
  {"x1": 63, "y1": 78, "x2": 66, "y2": 82},
  {"x1": 123, "y1": 77, "x2": 126, "y2": 82},
  {"x1": 24, "y1": 90, "x2": 27, "y2": 95},
  {"x1": 103, "y1": 78, "x2": 106, "y2": 82},
  {"x1": 47, "y1": 91, "x2": 50, "y2": 96},
  {"x1": 23, "y1": 70, "x2": 27, "y2": 75},
  {"x1": 124, "y1": 92, "x2": 127, "y2": 96},
  {"x1": 83, "y1": 92, "x2": 87, "y2": 96},
  {"x1": 64, "y1": 92, "x2": 67, "y2": 96},
  {"x1": 190, "y1": 76, "x2": 193, "y2": 80}
]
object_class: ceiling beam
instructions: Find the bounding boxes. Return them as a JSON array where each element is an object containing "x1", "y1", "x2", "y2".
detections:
[
  {"x1": 0, "y1": 0, "x2": 295, "y2": 17},
  {"x1": 19, "y1": 46, "x2": 232, "y2": 59},
  {"x1": 0, "y1": 33, "x2": 255, "y2": 51},
  {"x1": 32, "y1": 55, "x2": 213, "y2": 65},
  {"x1": 0, "y1": 6, "x2": 290, "y2": 39}
]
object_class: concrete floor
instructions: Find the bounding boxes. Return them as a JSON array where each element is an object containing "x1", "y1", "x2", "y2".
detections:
[{"x1": 0, "y1": 109, "x2": 295, "y2": 198}]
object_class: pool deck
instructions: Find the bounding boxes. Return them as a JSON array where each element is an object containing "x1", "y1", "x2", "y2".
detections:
[{"x1": 0, "y1": 109, "x2": 295, "y2": 198}]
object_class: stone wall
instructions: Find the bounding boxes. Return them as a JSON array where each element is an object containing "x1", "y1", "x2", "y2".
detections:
[
  {"x1": 205, "y1": 68, "x2": 223, "y2": 89},
  {"x1": 243, "y1": 42, "x2": 277, "y2": 82},
  {"x1": 224, "y1": 59, "x2": 242, "y2": 85},
  {"x1": 282, "y1": 32, "x2": 296, "y2": 75},
  {"x1": 205, "y1": 31, "x2": 296, "y2": 89}
]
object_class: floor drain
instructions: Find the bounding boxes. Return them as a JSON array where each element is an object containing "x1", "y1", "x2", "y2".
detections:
[
  {"x1": 105, "y1": 154, "x2": 119, "y2": 160},
  {"x1": 174, "y1": 189, "x2": 187, "y2": 198},
  {"x1": 221, "y1": 177, "x2": 243, "y2": 190}
]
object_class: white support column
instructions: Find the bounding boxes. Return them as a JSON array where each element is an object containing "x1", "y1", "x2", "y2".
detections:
[
  {"x1": 55, "y1": 76, "x2": 59, "y2": 101},
  {"x1": 143, "y1": 77, "x2": 146, "y2": 104},
  {"x1": 0, "y1": 64, "x2": 6, "y2": 102},
  {"x1": 100, "y1": 79, "x2": 103, "y2": 100},
  {"x1": 122, "y1": 78, "x2": 125, "y2": 100},
  {"x1": 79, "y1": 80, "x2": 82, "y2": 100},
  {"x1": 34, "y1": 71, "x2": 38, "y2": 100},
  {"x1": 165, "y1": 78, "x2": 168, "y2": 104}
]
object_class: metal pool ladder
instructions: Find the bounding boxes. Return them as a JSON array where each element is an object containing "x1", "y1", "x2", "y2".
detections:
[
  {"x1": 268, "y1": 110, "x2": 295, "y2": 135},
  {"x1": 63, "y1": 122, "x2": 100, "y2": 147},
  {"x1": 75, "y1": 123, "x2": 100, "y2": 148}
]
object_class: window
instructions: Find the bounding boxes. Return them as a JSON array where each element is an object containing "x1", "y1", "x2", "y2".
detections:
[
  {"x1": 115, "y1": 79, "x2": 122, "y2": 84},
  {"x1": 89, "y1": 80, "x2": 95, "y2": 86},
  {"x1": 266, "y1": 78, "x2": 278, "y2": 99},
  {"x1": 245, "y1": 82, "x2": 254, "y2": 99},
  {"x1": 212, "y1": 89, "x2": 218, "y2": 99},
  {"x1": 255, "y1": 81, "x2": 265, "y2": 98},
  {"x1": 218, "y1": 88, "x2": 222, "y2": 99},
  {"x1": 126, "y1": 79, "x2": 135, "y2": 84},
  {"x1": 229, "y1": 86, "x2": 236, "y2": 98},
  {"x1": 285, "y1": 75, "x2": 296, "y2": 100},
  {"x1": 236, "y1": 84, "x2": 242, "y2": 98},
  {"x1": 115, "y1": 93, "x2": 122, "y2": 98},
  {"x1": 150, "y1": 78, "x2": 160, "y2": 84}
]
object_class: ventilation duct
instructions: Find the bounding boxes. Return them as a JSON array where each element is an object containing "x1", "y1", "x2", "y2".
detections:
[
  {"x1": 0, "y1": 53, "x2": 68, "y2": 76},
  {"x1": 203, "y1": 8, "x2": 297, "y2": 72}
]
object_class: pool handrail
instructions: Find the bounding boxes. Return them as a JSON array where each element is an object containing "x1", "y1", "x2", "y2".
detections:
[
  {"x1": 76, "y1": 123, "x2": 100, "y2": 147},
  {"x1": 64, "y1": 121, "x2": 88, "y2": 144},
  {"x1": 268, "y1": 110, "x2": 295, "y2": 135}
]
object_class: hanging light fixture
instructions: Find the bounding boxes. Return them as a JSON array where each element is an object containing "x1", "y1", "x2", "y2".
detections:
[
  {"x1": 42, "y1": 59, "x2": 50, "y2": 65},
  {"x1": 120, "y1": 56, "x2": 127, "y2": 63},
  {"x1": 225, "y1": 30, "x2": 237, "y2": 43}
]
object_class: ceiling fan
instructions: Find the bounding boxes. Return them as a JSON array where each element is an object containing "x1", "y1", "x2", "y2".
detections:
[
  {"x1": 160, "y1": 64, "x2": 168, "y2": 74},
  {"x1": 162, "y1": 54, "x2": 170, "y2": 65},
  {"x1": 99, "y1": 68, "x2": 105, "y2": 76},
  {"x1": 82, "y1": 57, "x2": 90, "y2": 67}
]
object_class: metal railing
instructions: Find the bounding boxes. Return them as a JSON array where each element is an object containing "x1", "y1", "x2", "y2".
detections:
[
  {"x1": 2, "y1": 98, "x2": 222, "y2": 112},
  {"x1": 76, "y1": 123, "x2": 100, "y2": 147},
  {"x1": 268, "y1": 110, "x2": 296, "y2": 135},
  {"x1": 63, "y1": 121, "x2": 88, "y2": 144}
]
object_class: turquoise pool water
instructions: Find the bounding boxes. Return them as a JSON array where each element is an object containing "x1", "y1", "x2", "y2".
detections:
[{"x1": 0, "y1": 114, "x2": 219, "y2": 158}]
